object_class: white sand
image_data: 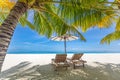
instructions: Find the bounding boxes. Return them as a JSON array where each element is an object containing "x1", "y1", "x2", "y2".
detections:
[{"x1": 2, "y1": 53, "x2": 120, "y2": 71}]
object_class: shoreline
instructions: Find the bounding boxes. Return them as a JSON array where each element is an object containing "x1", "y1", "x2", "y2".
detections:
[{"x1": 7, "y1": 52, "x2": 120, "y2": 54}]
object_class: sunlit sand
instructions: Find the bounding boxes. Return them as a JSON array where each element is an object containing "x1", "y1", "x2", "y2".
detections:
[{"x1": 0, "y1": 54, "x2": 120, "y2": 80}]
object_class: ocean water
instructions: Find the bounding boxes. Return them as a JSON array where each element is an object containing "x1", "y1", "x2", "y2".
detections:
[{"x1": 7, "y1": 52, "x2": 120, "y2": 54}]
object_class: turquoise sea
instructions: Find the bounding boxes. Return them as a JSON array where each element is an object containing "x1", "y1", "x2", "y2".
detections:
[{"x1": 7, "y1": 52, "x2": 120, "y2": 54}]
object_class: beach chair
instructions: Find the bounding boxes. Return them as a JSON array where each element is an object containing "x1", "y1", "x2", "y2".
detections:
[
  {"x1": 67, "y1": 53, "x2": 87, "y2": 69},
  {"x1": 51, "y1": 54, "x2": 69, "y2": 71}
]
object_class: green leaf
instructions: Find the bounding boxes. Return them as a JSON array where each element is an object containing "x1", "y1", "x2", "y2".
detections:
[
  {"x1": 116, "y1": 17, "x2": 120, "y2": 31},
  {"x1": 101, "y1": 31, "x2": 120, "y2": 44}
]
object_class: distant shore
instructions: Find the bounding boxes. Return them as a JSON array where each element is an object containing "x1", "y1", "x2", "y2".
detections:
[{"x1": 7, "y1": 52, "x2": 120, "y2": 54}]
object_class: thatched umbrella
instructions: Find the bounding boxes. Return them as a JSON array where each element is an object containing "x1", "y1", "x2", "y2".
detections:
[{"x1": 51, "y1": 34, "x2": 78, "y2": 53}]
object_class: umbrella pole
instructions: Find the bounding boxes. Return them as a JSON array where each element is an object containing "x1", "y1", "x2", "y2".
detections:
[{"x1": 64, "y1": 38, "x2": 66, "y2": 54}]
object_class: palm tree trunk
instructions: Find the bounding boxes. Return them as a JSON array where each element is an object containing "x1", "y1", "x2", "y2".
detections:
[{"x1": 0, "y1": 1, "x2": 28, "y2": 72}]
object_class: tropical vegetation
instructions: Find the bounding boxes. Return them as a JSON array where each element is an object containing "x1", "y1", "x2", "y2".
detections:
[{"x1": 0, "y1": 0, "x2": 120, "y2": 71}]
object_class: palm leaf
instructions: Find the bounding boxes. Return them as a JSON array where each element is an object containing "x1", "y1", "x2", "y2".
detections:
[
  {"x1": 0, "y1": 0, "x2": 15, "y2": 25},
  {"x1": 97, "y1": 13, "x2": 115, "y2": 28},
  {"x1": 68, "y1": 26, "x2": 86, "y2": 41},
  {"x1": 33, "y1": 11, "x2": 54, "y2": 38},
  {"x1": 101, "y1": 31, "x2": 120, "y2": 44},
  {"x1": 115, "y1": 17, "x2": 120, "y2": 31},
  {"x1": 19, "y1": 17, "x2": 35, "y2": 30},
  {"x1": 55, "y1": 0, "x2": 115, "y2": 32},
  {"x1": 33, "y1": 4, "x2": 69, "y2": 36},
  {"x1": 33, "y1": 3, "x2": 86, "y2": 40},
  {"x1": 0, "y1": 0, "x2": 15, "y2": 12},
  {"x1": 1, "y1": 0, "x2": 118, "y2": 44}
]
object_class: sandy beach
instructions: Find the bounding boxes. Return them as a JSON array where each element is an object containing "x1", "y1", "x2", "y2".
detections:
[{"x1": 0, "y1": 53, "x2": 120, "y2": 80}]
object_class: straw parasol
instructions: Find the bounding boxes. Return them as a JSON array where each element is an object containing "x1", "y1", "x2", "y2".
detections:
[{"x1": 51, "y1": 34, "x2": 78, "y2": 53}]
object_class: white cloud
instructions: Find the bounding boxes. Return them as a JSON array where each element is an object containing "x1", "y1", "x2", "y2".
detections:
[{"x1": 23, "y1": 41, "x2": 50, "y2": 47}]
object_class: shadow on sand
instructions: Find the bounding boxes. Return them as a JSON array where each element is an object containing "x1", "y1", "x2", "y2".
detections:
[{"x1": 0, "y1": 62, "x2": 120, "y2": 80}]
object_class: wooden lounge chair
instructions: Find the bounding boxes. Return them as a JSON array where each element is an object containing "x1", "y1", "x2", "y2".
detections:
[
  {"x1": 67, "y1": 53, "x2": 87, "y2": 69},
  {"x1": 51, "y1": 54, "x2": 69, "y2": 71}
]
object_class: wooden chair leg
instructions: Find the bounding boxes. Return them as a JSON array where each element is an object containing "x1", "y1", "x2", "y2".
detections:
[
  {"x1": 73, "y1": 63, "x2": 76, "y2": 69},
  {"x1": 65, "y1": 67, "x2": 67, "y2": 70},
  {"x1": 83, "y1": 63, "x2": 85, "y2": 67},
  {"x1": 54, "y1": 69, "x2": 57, "y2": 71},
  {"x1": 54, "y1": 65, "x2": 57, "y2": 71}
]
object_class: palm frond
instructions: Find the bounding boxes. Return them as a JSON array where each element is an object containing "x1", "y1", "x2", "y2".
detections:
[
  {"x1": 33, "y1": 4, "x2": 69, "y2": 36},
  {"x1": 68, "y1": 26, "x2": 86, "y2": 41},
  {"x1": 0, "y1": 0, "x2": 15, "y2": 12},
  {"x1": 115, "y1": 17, "x2": 120, "y2": 31},
  {"x1": 54, "y1": 0, "x2": 115, "y2": 32},
  {"x1": 97, "y1": 13, "x2": 115, "y2": 28},
  {"x1": 101, "y1": 31, "x2": 120, "y2": 44},
  {"x1": 33, "y1": 4, "x2": 86, "y2": 41},
  {"x1": 1, "y1": 0, "x2": 119, "y2": 44},
  {"x1": 33, "y1": 11, "x2": 54, "y2": 38},
  {"x1": 19, "y1": 16, "x2": 35, "y2": 30},
  {"x1": 74, "y1": 9, "x2": 103, "y2": 32},
  {"x1": 0, "y1": 0, "x2": 15, "y2": 25},
  {"x1": 0, "y1": 12, "x2": 8, "y2": 25}
]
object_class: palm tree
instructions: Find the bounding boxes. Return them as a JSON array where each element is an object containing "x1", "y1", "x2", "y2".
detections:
[{"x1": 0, "y1": 0, "x2": 116, "y2": 71}]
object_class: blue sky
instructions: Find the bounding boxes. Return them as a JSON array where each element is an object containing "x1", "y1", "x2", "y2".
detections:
[
  {"x1": 7, "y1": 23, "x2": 120, "y2": 53},
  {"x1": 7, "y1": 2, "x2": 120, "y2": 53}
]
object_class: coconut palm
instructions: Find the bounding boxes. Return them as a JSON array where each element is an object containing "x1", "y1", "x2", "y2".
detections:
[
  {"x1": 0, "y1": 0, "x2": 116, "y2": 71},
  {"x1": 0, "y1": 0, "x2": 83, "y2": 71}
]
